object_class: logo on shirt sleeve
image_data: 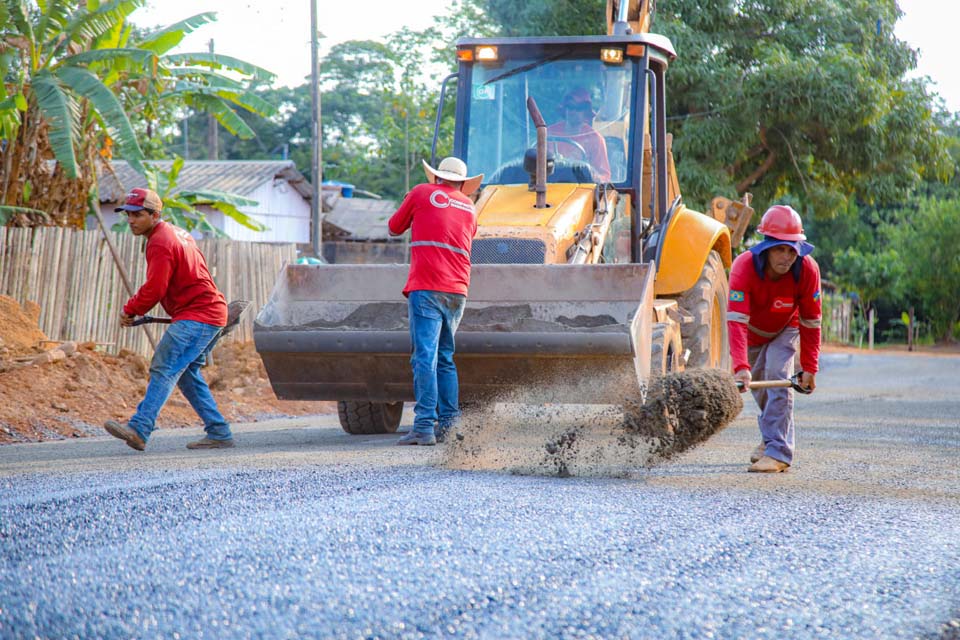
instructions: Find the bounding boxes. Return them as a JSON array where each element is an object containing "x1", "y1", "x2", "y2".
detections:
[
  {"x1": 813, "y1": 290, "x2": 821, "y2": 300},
  {"x1": 729, "y1": 290, "x2": 745, "y2": 302}
]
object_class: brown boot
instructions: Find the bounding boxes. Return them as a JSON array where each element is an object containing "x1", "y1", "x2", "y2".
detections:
[
  {"x1": 104, "y1": 420, "x2": 146, "y2": 451},
  {"x1": 749, "y1": 455, "x2": 789, "y2": 473},
  {"x1": 750, "y1": 443, "x2": 765, "y2": 463},
  {"x1": 186, "y1": 437, "x2": 235, "y2": 450}
]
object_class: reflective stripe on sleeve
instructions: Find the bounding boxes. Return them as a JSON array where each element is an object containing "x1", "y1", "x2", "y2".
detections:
[
  {"x1": 800, "y1": 317, "x2": 822, "y2": 328},
  {"x1": 410, "y1": 240, "x2": 470, "y2": 257},
  {"x1": 727, "y1": 311, "x2": 750, "y2": 324}
]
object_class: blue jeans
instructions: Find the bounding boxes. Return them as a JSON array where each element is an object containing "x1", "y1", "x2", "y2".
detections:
[
  {"x1": 408, "y1": 290, "x2": 466, "y2": 435},
  {"x1": 748, "y1": 327, "x2": 799, "y2": 464},
  {"x1": 128, "y1": 320, "x2": 231, "y2": 442}
]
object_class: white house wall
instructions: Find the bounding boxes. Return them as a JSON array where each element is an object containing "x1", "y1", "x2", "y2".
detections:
[{"x1": 223, "y1": 179, "x2": 311, "y2": 244}]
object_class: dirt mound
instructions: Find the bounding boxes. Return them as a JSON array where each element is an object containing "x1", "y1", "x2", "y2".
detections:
[
  {"x1": 623, "y1": 368, "x2": 744, "y2": 459},
  {"x1": 0, "y1": 340, "x2": 335, "y2": 444},
  {"x1": 441, "y1": 369, "x2": 744, "y2": 477},
  {"x1": 0, "y1": 296, "x2": 48, "y2": 355}
]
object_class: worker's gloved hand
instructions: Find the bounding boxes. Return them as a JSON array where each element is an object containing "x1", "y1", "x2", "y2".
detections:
[
  {"x1": 733, "y1": 368, "x2": 751, "y2": 393},
  {"x1": 800, "y1": 371, "x2": 816, "y2": 393},
  {"x1": 119, "y1": 312, "x2": 134, "y2": 328}
]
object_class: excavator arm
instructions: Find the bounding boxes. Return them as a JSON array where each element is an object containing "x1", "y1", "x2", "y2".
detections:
[{"x1": 606, "y1": 0, "x2": 653, "y2": 36}]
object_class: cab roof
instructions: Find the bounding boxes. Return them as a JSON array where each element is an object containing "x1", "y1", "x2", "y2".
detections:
[{"x1": 456, "y1": 33, "x2": 677, "y2": 62}]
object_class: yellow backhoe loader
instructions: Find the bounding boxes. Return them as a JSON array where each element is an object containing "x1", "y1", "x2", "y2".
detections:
[{"x1": 254, "y1": 0, "x2": 753, "y2": 434}]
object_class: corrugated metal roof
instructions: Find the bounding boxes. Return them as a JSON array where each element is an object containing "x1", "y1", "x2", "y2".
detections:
[
  {"x1": 324, "y1": 197, "x2": 399, "y2": 241},
  {"x1": 98, "y1": 160, "x2": 312, "y2": 202}
]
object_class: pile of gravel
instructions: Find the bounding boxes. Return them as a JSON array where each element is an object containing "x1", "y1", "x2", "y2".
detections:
[{"x1": 441, "y1": 369, "x2": 744, "y2": 477}]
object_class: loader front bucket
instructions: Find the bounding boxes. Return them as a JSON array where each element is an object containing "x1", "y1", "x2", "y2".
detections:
[{"x1": 254, "y1": 263, "x2": 653, "y2": 406}]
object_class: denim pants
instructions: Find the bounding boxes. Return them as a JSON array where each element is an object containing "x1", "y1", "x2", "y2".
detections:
[
  {"x1": 128, "y1": 320, "x2": 231, "y2": 442},
  {"x1": 748, "y1": 326, "x2": 799, "y2": 464},
  {"x1": 408, "y1": 290, "x2": 466, "y2": 435}
]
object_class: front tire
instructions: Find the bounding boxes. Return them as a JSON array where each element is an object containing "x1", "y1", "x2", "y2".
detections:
[
  {"x1": 649, "y1": 322, "x2": 681, "y2": 377},
  {"x1": 675, "y1": 250, "x2": 730, "y2": 370},
  {"x1": 337, "y1": 401, "x2": 403, "y2": 435}
]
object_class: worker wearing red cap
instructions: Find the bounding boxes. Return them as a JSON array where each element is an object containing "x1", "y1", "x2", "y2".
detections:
[
  {"x1": 102, "y1": 188, "x2": 233, "y2": 452},
  {"x1": 727, "y1": 205, "x2": 822, "y2": 473}
]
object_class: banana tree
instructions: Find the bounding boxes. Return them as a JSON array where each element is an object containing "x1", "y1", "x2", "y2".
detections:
[{"x1": 0, "y1": 0, "x2": 276, "y2": 228}]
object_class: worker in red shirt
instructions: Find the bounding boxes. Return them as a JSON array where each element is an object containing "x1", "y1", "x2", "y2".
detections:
[
  {"x1": 727, "y1": 205, "x2": 822, "y2": 473},
  {"x1": 388, "y1": 157, "x2": 482, "y2": 445},
  {"x1": 547, "y1": 87, "x2": 611, "y2": 183},
  {"x1": 103, "y1": 188, "x2": 233, "y2": 452}
]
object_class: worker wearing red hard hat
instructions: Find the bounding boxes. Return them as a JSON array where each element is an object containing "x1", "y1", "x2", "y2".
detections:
[{"x1": 727, "y1": 204, "x2": 822, "y2": 473}]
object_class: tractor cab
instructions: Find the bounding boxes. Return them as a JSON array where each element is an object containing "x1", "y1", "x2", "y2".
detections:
[{"x1": 444, "y1": 35, "x2": 679, "y2": 265}]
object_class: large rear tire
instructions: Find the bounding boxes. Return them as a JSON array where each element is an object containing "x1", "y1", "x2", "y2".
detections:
[
  {"x1": 337, "y1": 401, "x2": 403, "y2": 435},
  {"x1": 675, "y1": 250, "x2": 731, "y2": 370}
]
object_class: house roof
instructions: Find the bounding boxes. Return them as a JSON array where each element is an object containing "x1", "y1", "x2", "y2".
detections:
[
  {"x1": 98, "y1": 160, "x2": 311, "y2": 202},
  {"x1": 324, "y1": 197, "x2": 399, "y2": 241}
]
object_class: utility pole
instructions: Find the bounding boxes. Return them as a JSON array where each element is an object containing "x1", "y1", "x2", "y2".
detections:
[
  {"x1": 207, "y1": 39, "x2": 219, "y2": 160},
  {"x1": 310, "y1": 0, "x2": 323, "y2": 259},
  {"x1": 404, "y1": 107, "x2": 410, "y2": 193}
]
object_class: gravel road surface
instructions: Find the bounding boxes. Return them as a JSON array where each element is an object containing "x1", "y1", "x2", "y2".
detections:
[{"x1": 1, "y1": 351, "x2": 958, "y2": 639}]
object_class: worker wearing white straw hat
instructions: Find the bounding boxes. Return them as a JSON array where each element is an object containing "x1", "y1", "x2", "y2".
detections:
[{"x1": 388, "y1": 157, "x2": 483, "y2": 446}]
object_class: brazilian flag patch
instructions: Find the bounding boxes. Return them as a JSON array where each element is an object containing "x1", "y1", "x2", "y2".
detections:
[
  {"x1": 730, "y1": 290, "x2": 745, "y2": 302},
  {"x1": 813, "y1": 290, "x2": 821, "y2": 300}
]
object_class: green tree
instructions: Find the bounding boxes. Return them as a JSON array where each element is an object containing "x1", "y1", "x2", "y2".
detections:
[
  {"x1": 0, "y1": 0, "x2": 276, "y2": 227},
  {"x1": 473, "y1": 0, "x2": 954, "y2": 217},
  {"x1": 884, "y1": 198, "x2": 960, "y2": 341},
  {"x1": 654, "y1": 0, "x2": 953, "y2": 215},
  {"x1": 484, "y1": 0, "x2": 604, "y2": 37},
  {"x1": 830, "y1": 246, "x2": 904, "y2": 342}
]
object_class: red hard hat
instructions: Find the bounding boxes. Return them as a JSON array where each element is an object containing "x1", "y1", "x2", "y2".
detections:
[{"x1": 757, "y1": 205, "x2": 805, "y2": 241}]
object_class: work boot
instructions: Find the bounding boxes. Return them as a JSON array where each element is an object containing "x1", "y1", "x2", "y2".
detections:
[
  {"x1": 750, "y1": 443, "x2": 766, "y2": 463},
  {"x1": 748, "y1": 455, "x2": 789, "y2": 473},
  {"x1": 186, "y1": 437, "x2": 235, "y2": 450},
  {"x1": 104, "y1": 420, "x2": 146, "y2": 451},
  {"x1": 396, "y1": 431, "x2": 436, "y2": 446}
]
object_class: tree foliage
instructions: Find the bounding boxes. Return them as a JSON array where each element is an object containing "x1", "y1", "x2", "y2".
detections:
[
  {"x1": 883, "y1": 197, "x2": 960, "y2": 341},
  {"x1": 653, "y1": 0, "x2": 954, "y2": 216},
  {"x1": 471, "y1": 0, "x2": 955, "y2": 217},
  {"x1": 0, "y1": 0, "x2": 275, "y2": 228}
]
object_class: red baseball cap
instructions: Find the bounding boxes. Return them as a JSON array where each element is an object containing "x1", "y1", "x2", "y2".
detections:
[{"x1": 115, "y1": 188, "x2": 163, "y2": 213}]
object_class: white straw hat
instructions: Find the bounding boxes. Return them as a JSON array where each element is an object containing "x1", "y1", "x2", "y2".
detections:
[{"x1": 422, "y1": 157, "x2": 484, "y2": 195}]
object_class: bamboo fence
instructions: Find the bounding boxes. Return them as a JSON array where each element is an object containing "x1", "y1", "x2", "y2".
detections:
[{"x1": 0, "y1": 227, "x2": 296, "y2": 358}]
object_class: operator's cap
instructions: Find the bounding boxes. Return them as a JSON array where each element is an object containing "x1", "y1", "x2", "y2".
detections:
[
  {"x1": 749, "y1": 235, "x2": 814, "y2": 257},
  {"x1": 115, "y1": 188, "x2": 162, "y2": 213},
  {"x1": 561, "y1": 87, "x2": 598, "y2": 117}
]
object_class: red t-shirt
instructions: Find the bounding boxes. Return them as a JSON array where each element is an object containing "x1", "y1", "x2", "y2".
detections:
[
  {"x1": 123, "y1": 221, "x2": 228, "y2": 326},
  {"x1": 388, "y1": 183, "x2": 478, "y2": 296},
  {"x1": 546, "y1": 122, "x2": 611, "y2": 182},
  {"x1": 727, "y1": 251, "x2": 822, "y2": 374}
]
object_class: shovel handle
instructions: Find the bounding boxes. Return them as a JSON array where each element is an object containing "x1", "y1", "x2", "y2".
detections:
[
  {"x1": 737, "y1": 371, "x2": 812, "y2": 395},
  {"x1": 129, "y1": 300, "x2": 250, "y2": 330},
  {"x1": 130, "y1": 315, "x2": 172, "y2": 326}
]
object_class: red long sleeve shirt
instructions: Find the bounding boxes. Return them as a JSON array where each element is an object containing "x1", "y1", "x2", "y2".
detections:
[
  {"x1": 388, "y1": 183, "x2": 478, "y2": 296},
  {"x1": 123, "y1": 221, "x2": 227, "y2": 327},
  {"x1": 727, "y1": 251, "x2": 822, "y2": 374},
  {"x1": 546, "y1": 122, "x2": 611, "y2": 182}
]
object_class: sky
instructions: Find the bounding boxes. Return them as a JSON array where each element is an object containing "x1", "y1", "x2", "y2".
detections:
[{"x1": 133, "y1": 0, "x2": 960, "y2": 112}]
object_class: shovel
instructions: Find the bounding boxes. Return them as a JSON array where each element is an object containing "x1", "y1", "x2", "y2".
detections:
[
  {"x1": 737, "y1": 371, "x2": 812, "y2": 395},
  {"x1": 130, "y1": 300, "x2": 251, "y2": 337}
]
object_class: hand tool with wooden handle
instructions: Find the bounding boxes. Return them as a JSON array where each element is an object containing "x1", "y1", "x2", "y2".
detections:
[
  {"x1": 130, "y1": 300, "x2": 250, "y2": 337},
  {"x1": 736, "y1": 371, "x2": 812, "y2": 394}
]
